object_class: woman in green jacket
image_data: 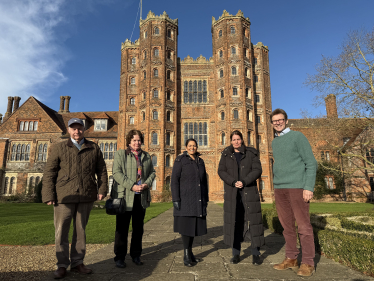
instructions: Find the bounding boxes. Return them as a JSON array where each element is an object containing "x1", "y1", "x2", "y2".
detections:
[{"x1": 112, "y1": 130, "x2": 156, "y2": 268}]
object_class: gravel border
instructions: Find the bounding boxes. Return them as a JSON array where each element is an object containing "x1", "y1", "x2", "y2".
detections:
[{"x1": 0, "y1": 244, "x2": 107, "y2": 281}]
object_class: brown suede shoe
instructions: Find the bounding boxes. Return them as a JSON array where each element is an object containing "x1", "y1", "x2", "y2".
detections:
[
  {"x1": 54, "y1": 267, "x2": 66, "y2": 279},
  {"x1": 70, "y1": 264, "x2": 92, "y2": 274},
  {"x1": 297, "y1": 263, "x2": 315, "y2": 277},
  {"x1": 273, "y1": 257, "x2": 298, "y2": 270}
]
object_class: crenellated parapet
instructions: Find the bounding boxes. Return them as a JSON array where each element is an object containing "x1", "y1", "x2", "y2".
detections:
[
  {"x1": 121, "y1": 39, "x2": 140, "y2": 50},
  {"x1": 140, "y1": 11, "x2": 178, "y2": 27},
  {"x1": 179, "y1": 54, "x2": 213, "y2": 65},
  {"x1": 253, "y1": 42, "x2": 269, "y2": 51},
  {"x1": 212, "y1": 10, "x2": 250, "y2": 27}
]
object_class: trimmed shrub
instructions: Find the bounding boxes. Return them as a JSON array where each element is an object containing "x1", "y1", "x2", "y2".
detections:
[
  {"x1": 34, "y1": 180, "x2": 43, "y2": 203},
  {"x1": 316, "y1": 228, "x2": 374, "y2": 276},
  {"x1": 340, "y1": 217, "x2": 374, "y2": 233}
]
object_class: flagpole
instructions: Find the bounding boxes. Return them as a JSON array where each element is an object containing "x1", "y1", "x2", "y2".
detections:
[{"x1": 140, "y1": 0, "x2": 142, "y2": 20}]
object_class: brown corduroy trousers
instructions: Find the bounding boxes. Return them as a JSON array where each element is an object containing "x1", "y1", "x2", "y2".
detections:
[
  {"x1": 54, "y1": 202, "x2": 94, "y2": 268},
  {"x1": 274, "y1": 189, "x2": 315, "y2": 266}
]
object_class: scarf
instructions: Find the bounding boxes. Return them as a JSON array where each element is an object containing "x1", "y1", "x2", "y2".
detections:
[{"x1": 129, "y1": 146, "x2": 142, "y2": 186}]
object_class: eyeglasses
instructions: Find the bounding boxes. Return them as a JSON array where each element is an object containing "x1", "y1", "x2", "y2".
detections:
[{"x1": 271, "y1": 119, "x2": 285, "y2": 124}]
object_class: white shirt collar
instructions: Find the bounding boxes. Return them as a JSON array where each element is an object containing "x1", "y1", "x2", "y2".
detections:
[
  {"x1": 71, "y1": 138, "x2": 85, "y2": 145},
  {"x1": 275, "y1": 127, "x2": 291, "y2": 137}
]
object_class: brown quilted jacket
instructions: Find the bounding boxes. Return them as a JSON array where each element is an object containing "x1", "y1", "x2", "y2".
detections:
[{"x1": 42, "y1": 138, "x2": 108, "y2": 204}]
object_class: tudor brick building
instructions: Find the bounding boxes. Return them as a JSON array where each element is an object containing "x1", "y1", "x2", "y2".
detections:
[
  {"x1": 0, "y1": 10, "x2": 275, "y2": 201},
  {"x1": 118, "y1": 10, "x2": 274, "y2": 201}
]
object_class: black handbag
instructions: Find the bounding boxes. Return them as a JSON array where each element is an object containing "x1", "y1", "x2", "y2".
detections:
[{"x1": 105, "y1": 179, "x2": 126, "y2": 215}]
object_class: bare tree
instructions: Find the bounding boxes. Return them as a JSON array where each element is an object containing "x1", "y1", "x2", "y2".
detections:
[{"x1": 305, "y1": 28, "x2": 374, "y2": 118}]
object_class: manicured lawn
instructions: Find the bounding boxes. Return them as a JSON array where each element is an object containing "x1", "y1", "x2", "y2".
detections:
[
  {"x1": 0, "y1": 202, "x2": 172, "y2": 246},
  {"x1": 219, "y1": 202, "x2": 374, "y2": 213}
]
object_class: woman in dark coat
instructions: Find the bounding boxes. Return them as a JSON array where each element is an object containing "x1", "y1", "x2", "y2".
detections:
[
  {"x1": 218, "y1": 130, "x2": 265, "y2": 265},
  {"x1": 171, "y1": 138, "x2": 209, "y2": 267}
]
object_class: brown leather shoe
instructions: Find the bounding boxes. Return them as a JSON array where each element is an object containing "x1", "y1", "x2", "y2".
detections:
[
  {"x1": 297, "y1": 263, "x2": 315, "y2": 277},
  {"x1": 54, "y1": 267, "x2": 66, "y2": 279},
  {"x1": 273, "y1": 257, "x2": 298, "y2": 270},
  {"x1": 70, "y1": 264, "x2": 92, "y2": 274}
]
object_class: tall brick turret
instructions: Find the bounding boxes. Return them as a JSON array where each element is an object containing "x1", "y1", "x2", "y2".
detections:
[{"x1": 118, "y1": 11, "x2": 178, "y2": 192}]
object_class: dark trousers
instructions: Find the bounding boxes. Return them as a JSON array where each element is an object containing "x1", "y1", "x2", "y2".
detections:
[
  {"x1": 114, "y1": 194, "x2": 146, "y2": 261},
  {"x1": 274, "y1": 188, "x2": 315, "y2": 266},
  {"x1": 233, "y1": 191, "x2": 260, "y2": 256}
]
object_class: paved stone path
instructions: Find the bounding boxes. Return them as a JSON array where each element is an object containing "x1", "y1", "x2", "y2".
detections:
[{"x1": 44, "y1": 203, "x2": 373, "y2": 280}]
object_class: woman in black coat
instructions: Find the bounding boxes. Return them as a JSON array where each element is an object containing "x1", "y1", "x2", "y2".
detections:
[
  {"x1": 218, "y1": 130, "x2": 265, "y2": 265},
  {"x1": 171, "y1": 138, "x2": 209, "y2": 267}
]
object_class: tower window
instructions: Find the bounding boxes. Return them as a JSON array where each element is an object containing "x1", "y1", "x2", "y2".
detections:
[
  {"x1": 219, "y1": 30, "x2": 222, "y2": 37},
  {"x1": 231, "y1": 47, "x2": 236, "y2": 55},
  {"x1": 166, "y1": 90, "x2": 171, "y2": 100},
  {"x1": 256, "y1": 115, "x2": 261, "y2": 124},
  {"x1": 130, "y1": 77, "x2": 135, "y2": 85},
  {"x1": 166, "y1": 155, "x2": 170, "y2": 167},
  {"x1": 130, "y1": 98, "x2": 135, "y2": 105},
  {"x1": 167, "y1": 111, "x2": 171, "y2": 122},
  {"x1": 232, "y1": 67, "x2": 237, "y2": 75},
  {"x1": 221, "y1": 112, "x2": 225, "y2": 121},
  {"x1": 131, "y1": 58, "x2": 136, "y2": 64},
  {"x1": 167, "y1": 70, "x2": 171, "y2": 80},
  {"x1": 220, "y1": 69, "x2": 224, "y2": 78},
  {"x1": 246, "y1": 88, "x2": 249, "y2": 98},
  {"x1": 153, "y1": 89, "x2": 159, "y2": 98},
  {"x1": 144, "y1": 31, "x2": 147, "y2": 38},
  {"x1": 154, "y1": 48, "x2": 159, "y2": 57},
  {"x1": 230, "y1": 26, "x2": 235, "y2": 34},
  {"x1": 153, "y1": 111, "x2": 158, "y2": 120},
  {"x1": 152, "y1": 155, "x2": 157, "y2": 166},
  {"x1": 142, "y1": 111, "x2": 145, "y2": 121},
  {"x1": 129, "y1": 117, "x2": 134, "y2": 124},
  {"x1": 154, "y1": 27, "x2": 159, "y2": 35},
  {"x1": 255, "y1": 94, "x2": 260, "y2": 103},
  {"x1": 233, "y1": 110, "x2": 239, "y2": 119},
  {"x1": 220, "y1": 89, "x2": 224, "y2": 98},
  {"x1": 166, "y1": 132, "x2": 171, "y2": 146},
  {"x1": 255, "y1": 75, "x2": 259, "y2": 83},
  {"x1": 152, "y1": 133, "x2": 158, "y2": 145},
  {"x1": 219, "y1": 50, "x2": 223, "y2": 58},
  {"x1": 233, "y1": 87, "x2": 238, "y2": 96},
  {"x1": 154, "y1": 69, "x2": 158, "y2": 77},
  {"x1": 221, "y1": 133, "x2": 226, "y2": 145},
  {"x1": 254, "y1": 58, "x2": 258, "y2": 65},
  {"x1": 167, "y1": 29, "x2": 172, "y2": 38},
  {"x1": 143, "y1": 71, "x2": 146, "y2": 79}
]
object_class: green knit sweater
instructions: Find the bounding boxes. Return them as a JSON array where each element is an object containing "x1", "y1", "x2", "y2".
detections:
[{"x1": 272, "y1": 130, "x2": 317, "y2": 191}]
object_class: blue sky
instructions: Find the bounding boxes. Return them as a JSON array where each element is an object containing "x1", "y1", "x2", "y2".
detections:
[{"x1": 1, "y1": 0, "x2": 373, "y2": 119}]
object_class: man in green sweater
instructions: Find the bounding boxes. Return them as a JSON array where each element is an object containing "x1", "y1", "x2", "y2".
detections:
[{"x1": 271, "y1": 109, "x2": 317, "y2": 277}]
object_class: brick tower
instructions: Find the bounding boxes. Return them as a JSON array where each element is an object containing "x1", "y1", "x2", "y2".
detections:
[
  {"x1": 118, "y1": 11, "x2": 178, "y2": 192},
  {"x1": 211, "y1": 10, "x2": 274, "y2": 200}
]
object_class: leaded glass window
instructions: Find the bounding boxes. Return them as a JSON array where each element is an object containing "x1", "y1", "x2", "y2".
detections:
[{"x1": 183, "y1": 122, "x2": 208, "y2": 146}]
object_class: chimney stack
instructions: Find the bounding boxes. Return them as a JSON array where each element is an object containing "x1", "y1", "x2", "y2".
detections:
[
  {"x1": 13, "y1": 96, "x2": 21, "y2": 111},
  {"x1": 4, "y1": 96, "x2": 14, "y2": 120},
  {"x1": 325, "y1": 94, "x2": 338, "y2": 118},
  {"x1": 64, "y1": 96, "x2": 71, "y2": 113},
  {"x1": 59, "y1": 96, "x2": 65, "y2": 113}
]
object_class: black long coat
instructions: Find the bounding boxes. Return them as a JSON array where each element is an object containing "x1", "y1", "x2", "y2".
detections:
[
  {"x1": 218, "y1": 145, "x2": 265, "y2": 248},
  {"x1": 171, "y1": 152, "x2": 209, "y2": 217}
]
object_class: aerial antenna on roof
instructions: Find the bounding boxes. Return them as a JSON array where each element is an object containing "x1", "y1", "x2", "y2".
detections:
[{"x1": 130, "y1": 0, "x2": 141, "y2": 41}]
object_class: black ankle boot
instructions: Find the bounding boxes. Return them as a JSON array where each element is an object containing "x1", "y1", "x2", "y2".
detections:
[
  {"x1": 189, "y1": 247, "x2": 201, "y2": 263},
  {"x1": 183, "y1": 249, "x2": 193, "y2": 267}
]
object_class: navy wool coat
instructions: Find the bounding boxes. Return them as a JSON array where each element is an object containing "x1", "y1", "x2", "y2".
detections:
[{"x1": 171, "y1": 152, "x2": 209, "y2": 217}]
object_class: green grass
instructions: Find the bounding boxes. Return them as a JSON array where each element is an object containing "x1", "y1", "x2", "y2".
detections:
[
  {"x1": 0, "y1": 202, "x2": 172, "y2": 245},
  {"x1": 218, "y1": 202, "x2": 373, "y2": 213}
]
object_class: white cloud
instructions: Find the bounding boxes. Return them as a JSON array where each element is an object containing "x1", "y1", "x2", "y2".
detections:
[{"x1": 0, "y1": 0, "x2": 69, "y2": 115}]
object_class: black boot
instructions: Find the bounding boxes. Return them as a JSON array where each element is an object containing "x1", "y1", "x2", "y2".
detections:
[
  {"x1": 183, "y1": 249, "x2": 193, "y2": 267},
  {"x1": 189, "y1": 247, "x2": 201, "y2": 263}
]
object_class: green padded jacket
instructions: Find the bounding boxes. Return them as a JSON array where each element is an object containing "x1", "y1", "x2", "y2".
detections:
[{"x1": 112, "y1": 148, "x2": 156, "y2": 211}]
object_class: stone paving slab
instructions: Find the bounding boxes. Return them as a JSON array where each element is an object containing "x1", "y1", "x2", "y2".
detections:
[{"x1": 41, "y1": 203, "x2": 373, "y2": 280}]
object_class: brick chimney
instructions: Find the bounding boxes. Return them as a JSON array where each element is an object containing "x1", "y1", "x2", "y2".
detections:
[
  {"x1": 325, "y1": 94, "x2": 338, "y2": 118},
  {"x1": 59, "y1": 96, "x2": 65, "y2": 113},
  {"x1": 13, "y1": 96, "x2": 21, "y2": 111},
  {"x1": 64, "y1": 96, "x2": 71, "y2": 113},
  {"x1": 4, "y1": 96, "x2": 14, "y2": 120}
]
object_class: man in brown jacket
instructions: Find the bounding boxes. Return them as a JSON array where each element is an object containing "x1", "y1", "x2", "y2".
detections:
[{"x1": 42, "y1": 118, "x2": 108, "y2": 279}]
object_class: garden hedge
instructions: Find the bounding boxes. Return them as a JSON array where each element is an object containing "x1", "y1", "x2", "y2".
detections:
[{"x1": 262, "y1": 208, "x2": 374, "y2": 277}]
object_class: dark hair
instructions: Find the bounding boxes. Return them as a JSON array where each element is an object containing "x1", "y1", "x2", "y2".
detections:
[
  {"x1": 230, "y1": 130, "x2": 243, "y2": 141},
  {"x1": 185, "y1": 138, "x2": 198, "y2": 148},
  {"x1": 126, "y1": 129, "x2": 144, "y2": 146},
  {"x1": 270, "y1": 108, "x2": 288, "y2": 122}
]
